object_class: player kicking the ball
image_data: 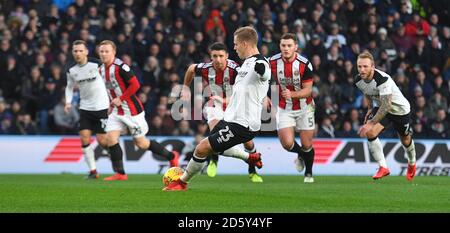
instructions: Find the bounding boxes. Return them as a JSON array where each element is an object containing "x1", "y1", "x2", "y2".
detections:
[
  {"x1": 165, "y1": 26, "x2": 269, "y2": 191},
  {"x1": 355, "y1": 52, "x2": 416, "y2": 181},
  {"x1": 180, "y1": 42, "x2": 263, "y2": 183}
]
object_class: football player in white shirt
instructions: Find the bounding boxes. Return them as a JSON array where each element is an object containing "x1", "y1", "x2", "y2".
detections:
[
  {"x1": 165, "y1": 26, "x2": 269, "y2": 191},
  {"x1": 356, "y1": 52, "x2": 416, "y2": 181},
  {"x1": 65, "y1": 40, "x2": 109, "y2": 179},
  {"x1": 269, "y1": 33, "x2": 316, "y2": 183},
  {"x1": 181, "y1": 42, "x2": 263, "y2": 182}
]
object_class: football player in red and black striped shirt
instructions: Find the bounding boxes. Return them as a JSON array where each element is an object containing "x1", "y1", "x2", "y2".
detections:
[
  {"x1": 269, "y1": 33, "x2": 316, "y2": 183},
  {"x1": 98, "y1": 40, "x2": 179, "y2": 181}
]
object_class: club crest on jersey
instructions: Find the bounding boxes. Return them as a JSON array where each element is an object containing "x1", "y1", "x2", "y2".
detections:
[
  {"x1": 280, "y1": 77, "x2": 293, "y2": 86},
  {"x1": 104, "y1": 81, "x2": 118, "y2": 89},
  {"x1": 294, "y1": 70, "x2": 299, "y2": 76},
  {"x1": 122, "y1": 64, "x2": 130, "y2": 72}
]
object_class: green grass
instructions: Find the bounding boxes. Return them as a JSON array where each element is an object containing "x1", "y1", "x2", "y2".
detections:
[{"x1": 0, "y1": 174, "x2": 449, "y2": 213}]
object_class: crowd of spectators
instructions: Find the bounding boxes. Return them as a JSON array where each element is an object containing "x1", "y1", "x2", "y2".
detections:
[{"x1": 0, "y1": 0, "x2": 449, "y2": 139}]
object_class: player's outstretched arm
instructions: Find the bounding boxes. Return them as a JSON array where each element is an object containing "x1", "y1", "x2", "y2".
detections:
[{"x1": 180, "y1": 64, "x2": 197, "y2": 101}]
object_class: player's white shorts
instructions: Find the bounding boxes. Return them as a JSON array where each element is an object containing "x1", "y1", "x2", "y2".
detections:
[
  {"x1": 276, "y1": 105, "x2": 315, "y2": 131},
  {"x1": 204, "y1": 106, "x2": 224, "y2": 124},
  {"x1": 105, "y1": 112, "x2": 149, "y2": 138}
]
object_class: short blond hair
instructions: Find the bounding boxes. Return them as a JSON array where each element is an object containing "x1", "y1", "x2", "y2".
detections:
[
  {"x1": 357, "y1": 51, "x2": 375, "y2": 65},
  {"x1": 234, "y1": 26, "x2": 258, "y2": 45},
  {"x1": 98, "y1": 40, "x2": 116, "y2": 51}
]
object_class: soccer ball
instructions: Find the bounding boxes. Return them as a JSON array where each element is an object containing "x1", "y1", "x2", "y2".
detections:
[{"x1": 162, "y1": 167, "x2": 184, "y2": 186}]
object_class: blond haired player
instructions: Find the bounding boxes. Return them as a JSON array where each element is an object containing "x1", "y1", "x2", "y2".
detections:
[{"x1": 355, "y1": 51, "x2": 416, "y2": 180}]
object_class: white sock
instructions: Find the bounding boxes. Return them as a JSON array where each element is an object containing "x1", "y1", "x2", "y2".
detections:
[
  {"x1": 403, "y1": 140, "x2": 416, "y2": 165},
  {"x1": 82, "y1": 145, "x2": 96, "y2": 171},
  {"x1": 180, "y1": 154, "x2": 206, "y2": 183},
  {"x1": 368, "y1": 138, "x2": 387, "y2": 168},
  {"x1": 222, "y1": 146, "x2": 249, "y2": 161}
]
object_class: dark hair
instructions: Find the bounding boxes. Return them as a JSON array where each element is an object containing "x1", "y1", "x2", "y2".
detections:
[
  {"x1": 280, "y1": 33, "x2": 297, "y2": 43},
  {"x1": 72, "y1": 40, "x2": 88, "y2": 48},
  {"x1": 209, "y1": 42, "x2": 228, "y2": 52}
]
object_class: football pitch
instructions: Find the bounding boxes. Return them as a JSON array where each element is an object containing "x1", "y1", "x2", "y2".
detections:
[{"x1": 0, "y1": 174, "x2": 449, "y2": 213}]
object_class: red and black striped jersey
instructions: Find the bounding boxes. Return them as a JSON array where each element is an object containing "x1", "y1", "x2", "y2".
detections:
[
  {"x1": 100, "y1": 58, "x2": 144, "y2": 116},
  {"x1": 269, "y1": 53, "x2": 314, "y2": 110},
  {"x1": 194, "y1": 59, "x2": 239, "y2": 111}
]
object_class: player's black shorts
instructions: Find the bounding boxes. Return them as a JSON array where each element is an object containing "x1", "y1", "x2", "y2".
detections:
[
  {"x1": 208, "y1": 120, "x2": 255, "y2": 153},
  {"x1": 79, "y1": 109, "x2": 108, "y2": 134},
  {"x1": 368, "y1": 107, "x2": 412, "y2": 136}
]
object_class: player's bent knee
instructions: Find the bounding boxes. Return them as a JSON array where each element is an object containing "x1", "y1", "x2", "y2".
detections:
[
  {"x1": 280, "y1": 139, "x2": 294, "y2": 151},
  {"x1": 96, "y1": 136, "x2": 108, "y2": 148},
  {"x1": 133, "y1": 137, "x2": 149, "y2": 150},
  {"x1": 282, "y1": 142, "x2": 293, "y2": 151},
  {"x1": 193, "y1": 148, "x2": 208, "y2": 159},
  {"x1": 400, "y1": 134, "x2": 412, "y2": 146},
  {"x1": 300, "y1": 139, "x2": 313, "y2": 149},
  {"x1": 98, "y1": 140, "x2": 108, "y2": 148},
  {"x1": 243, "y1": 140, "x2": 254, "y2": 149},
  {"x1": 194, "y1": 139, "x2": 211, "y2": 158},
  {"x1": 135, "y1": 141, "x2": 146, "y2": 150},
  {"x1": 80, "y1": 138, "x2": 91, "y2": 146},
  {"x1": 80, "y1": 135, "x2": 91, "y2": 145},
  {"x1": 366, "y1": 130, "x2": 379, "y2": 139},
  {"x1": 302, "y1": 144, "x2": 313, "y2": 151},
  {"x1": 106, "y1": 137, "x2": 119, "y2": 147}
]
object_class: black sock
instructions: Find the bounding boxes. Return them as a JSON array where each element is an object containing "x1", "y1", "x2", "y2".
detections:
[
  {"x1": 248, "y1": 165, "x2": 256, "y2": 174},
  {"x1": 301, "y1": 147, "x2": 315, "y2": 176},
  {"x1": 109, "y1": 143, "x2": 125, "y2": 175},
  {"x1": 245, "y1": 147, "x2": 257, "y2": 174},
  {"x1": 149, "y1": 140, "x2": 174, "y2": 160},
  {"x1": 210, "y1": 153, "x2": 219, "y2": 163},
  {"x1": 288, "y1": 141, "x2": 302, "y2": 154}
]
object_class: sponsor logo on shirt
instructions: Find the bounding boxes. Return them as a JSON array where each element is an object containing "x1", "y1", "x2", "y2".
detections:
[{"x1": 78, "y1": 77, "x2": 97, "y2": 83}]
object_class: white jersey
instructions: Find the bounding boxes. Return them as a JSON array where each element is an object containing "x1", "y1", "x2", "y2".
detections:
[
  {"x1": 355, "y1": 68, "x2": 410, "y2": 115},
  {"x1": 65, "y1": 58, "x2": 109, "y2": 111},
  {"x1": 224, "y1": 54, "x2": 270, "y2": 131}
]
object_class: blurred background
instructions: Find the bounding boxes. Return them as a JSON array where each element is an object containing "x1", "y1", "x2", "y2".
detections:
[{"x1": 0, "y1": 0, "x2": 449, "y2": 140}]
